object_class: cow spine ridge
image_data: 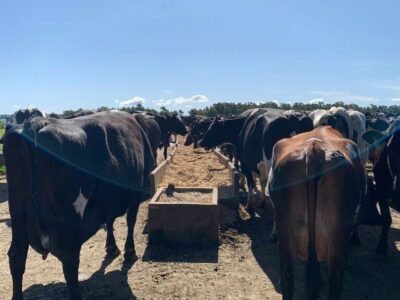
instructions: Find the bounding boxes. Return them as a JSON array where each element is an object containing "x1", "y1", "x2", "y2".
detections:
[{"x1": 305, "y1": 142, "x2": 324, "y2": 297}]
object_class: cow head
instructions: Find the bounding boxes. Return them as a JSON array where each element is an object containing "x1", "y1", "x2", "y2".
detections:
[
  {"x1": 184, "y1": 134, "x2": 193, "y2": 146},
  {"x1": 198, "y1": 116, "x2": 224, "y2": 150},
  {"x1": 14, "y1": 108, "x2": 46, "y2": 124},
  {"x1": 166, "y1": 114, "x2": 188, "y2": 135},
  {"x1": 285, "y1": 112, "x2": 313, "y2": 135},
  {"x1": 319, "y1": 114, "x2": 337, "y2": 128},
  {"x1": 297, "y1": 116, "x2": 314, "y2": 134},
  {"x1": 366, "y1": 118, "x2": 390, "y2": 132}
]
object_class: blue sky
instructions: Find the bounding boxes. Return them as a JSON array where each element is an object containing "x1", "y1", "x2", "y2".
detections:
[{"x1": 1, "y1": 0, "x2": 399, "y2": 114}]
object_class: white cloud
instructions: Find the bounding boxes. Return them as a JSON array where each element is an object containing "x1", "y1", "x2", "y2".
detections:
[
  {"x1": 116, "y1": 96, "x2": 146, "y2": 107},
  {"x1": 152, "y1": 94, "x2": 209, "y2": 107},
  {"x1": 12, "y1": 105, "x2": 20, "y2": 109},
  {"x1": 391, "y1": 98, "x2": 400, "y2": 102},
  {"x1": 308, "y1": 97, "x2": 324, "y2": 104},
  {"x1": 272, "y1": 100, "x2": 279, "y2": 105},
  {"x1": 310, "y1": 91, "x2": 377, "y2": 103}
]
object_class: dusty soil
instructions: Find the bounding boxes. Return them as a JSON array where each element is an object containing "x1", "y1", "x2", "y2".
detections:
[
  {"x1": 1, "y1": 141, "x2": 400, "y2": 299},
  {"x1": 159, "y1": 191, "x2": 212, "y2": 204}
]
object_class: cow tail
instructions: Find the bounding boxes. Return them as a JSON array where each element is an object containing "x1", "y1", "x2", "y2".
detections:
[
  {"x1": 25, "y1": 126, "x2": 50, "y2": 251},
  {"x1": 305, "y1": 143, "x2": 324, "y2": 298}
]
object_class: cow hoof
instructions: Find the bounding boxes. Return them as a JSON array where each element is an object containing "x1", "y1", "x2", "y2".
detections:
[
  {"x1": 124, "y1": 249, "x2": 138, "y2": 261},
  {"x1": 106, "y1": 245, "x2": 121, "y2": 257},
  {"x1": 11, "y1": 291, "x2": 23, "y2": 300}
]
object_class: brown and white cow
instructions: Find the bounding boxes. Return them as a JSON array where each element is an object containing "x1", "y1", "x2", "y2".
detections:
[{"x1": 267, "y1": 126, "x2": 366, "y2": 299}]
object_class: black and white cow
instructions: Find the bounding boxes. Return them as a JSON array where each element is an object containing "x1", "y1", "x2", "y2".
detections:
[
  {"x1": 3, "y1": 111, "x2": 155, "y2": 299},
  {"x1": 199, "y1": 109, "x2": 313, "y2": 215},
  {"x1": 310, "y1": 107, "x2": 369, "y2": 164},
  {"x1": 362, "y1": 117, "x2": 400, "y2": 255},
  {"x1": 309, "y1": 107, "x2": 352, "y2": 139}
]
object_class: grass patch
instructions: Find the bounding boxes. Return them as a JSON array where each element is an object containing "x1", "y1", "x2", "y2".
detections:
[{"x1": 0, "y1": 165, "x2": 5, "y2": 176}]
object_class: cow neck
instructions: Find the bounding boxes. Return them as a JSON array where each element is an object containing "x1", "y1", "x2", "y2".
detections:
[
  {"x1": 222, "y1": 116, "x2": 246, "y2": 144},
  {"x1": 155, "y1": 115, "x2": 168, "y2": 138}
]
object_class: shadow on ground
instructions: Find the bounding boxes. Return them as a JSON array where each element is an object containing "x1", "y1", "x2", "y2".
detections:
[
  {"x1": 0, "y1": 181, "x2": 8, "y2": 204},
  {"x1": 221, "y1": 196, "x2": 400, "y2": 299},
  {"x1": 142, "y1": 242, "x2": 218, "y2": 263},
  {"x1": 23, "y1": 256, "x2": 137, "y2": 300}
]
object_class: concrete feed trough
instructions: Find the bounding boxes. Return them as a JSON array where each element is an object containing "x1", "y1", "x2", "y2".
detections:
[{"x1": 148, "y1": 187, "x2": 219, "y2": 245}]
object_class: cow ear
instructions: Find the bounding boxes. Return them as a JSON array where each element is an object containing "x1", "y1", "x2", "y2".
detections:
[{"x1": 362, "y1": 130, "x2": 384, "y2": 145}]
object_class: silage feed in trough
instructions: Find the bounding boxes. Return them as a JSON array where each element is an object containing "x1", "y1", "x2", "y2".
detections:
[{"x1": 160, "y1": 143, "x2": 231, "y2": 188}]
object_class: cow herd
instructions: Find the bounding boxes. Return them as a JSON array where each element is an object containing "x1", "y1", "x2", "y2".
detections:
[
  {"x1": 1, "y1": 106, "x2": 400, "y2": 299},
  {"x1": 185, "y1": 107, "x2": 400, "y2": 299}
]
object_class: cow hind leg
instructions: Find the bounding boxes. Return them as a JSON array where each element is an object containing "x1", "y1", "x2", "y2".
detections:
[
  {"x1": 305, "y1": 248, "x2": 321, "y2": 300},
  {"x1": 327, "y1": 239, "x2": 346, "y2": 300},
  {"x1": 62, "y1": 250, "x2": 82, "y2": 300},
  {"x1": 243, "y1": 169, "x2": 256, "y2": 217},
  {"x1": 278, "y1": 240, "x2": 294, "y2": 300},
  {"x1": 376, "y1": 197, "x2": 392, "y2": 255},
  {"x1": 8, "y1": 231, "x2": 29, "y2": 300},
  {"x1": 105, "y1": 220, "x2": 121, "y2": 257},
  {"x1": 163, "y1": 146, "x2": 168, "y2": 160},
  {"x1": 124, "y1": 201, "x2": 140, "y2": 261}
]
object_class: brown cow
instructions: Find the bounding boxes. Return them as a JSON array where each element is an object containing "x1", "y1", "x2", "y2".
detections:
[{"x1": 267, "y1": 126, "x2": 366, "y2": 299}]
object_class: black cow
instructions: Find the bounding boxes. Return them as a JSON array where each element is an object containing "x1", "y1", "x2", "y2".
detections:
[
  {"x1": 132, "y1": 113, "x2": 161, "y2": 163},
  {"x1": 220, "y1": 143, "x2": 237, "y2": 164},
  {"x1": 139, "y1": 112, "x2": 187, "y2": 159},
  {"x1": 362, "y1": 118, "x2": 400, "y2": 255},
  {"x1": 184, "y1": 117, "x2": 213, "y2": 148},
  {"x1": 3, "y1": 111, "x2": 155, "y2": 299},
  {"x1": 181, "y1": 115, "x2": 199, "y2": 129},
  {"x1": 14, "y1": 108, "x2": 46, "y2": 124},
  {"x1": 47, "y1": 110, "x2": 95, "y2": 120},
  {"x1": 366, "y1": 116, "x2": 390, "y2": 132},
  {"x1": 63, "y1": 109, "x2": 96, "y2": 119}
]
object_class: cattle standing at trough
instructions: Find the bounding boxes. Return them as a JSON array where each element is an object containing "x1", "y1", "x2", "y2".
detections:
[
  {"x1": 3, "y1": 111, "x2": 155, "y2": 300},
  {"x1": 184, "y1": 116, "x2": 213, "y2": 148},
  {"x1": 362, "y1": 117, "x2": 400, "y2": 255},
  {"x1": 199, "y1": 108, "x2": 313, "y2": 216},
  {"x1": 268, "y1": 126, "x2": 366, "y2": 300},
  {"x1": 132, "y1": 112, "x2": 162, "y2": 163},
  {"x1": 138, "y1": 112, "x2": 187, "y2": 160}
]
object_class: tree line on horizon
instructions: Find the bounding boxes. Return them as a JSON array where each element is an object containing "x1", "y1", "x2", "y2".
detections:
[{"x1": 2, "y1": 101, "x2": 400, "y2": 125}]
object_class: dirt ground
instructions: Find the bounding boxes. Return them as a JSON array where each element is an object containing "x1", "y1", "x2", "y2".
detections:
[{"x1": 1, "y1": 141, "x2": 400, "y2": 299}]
